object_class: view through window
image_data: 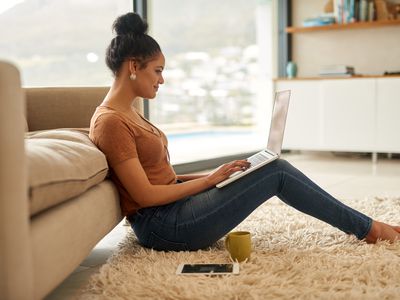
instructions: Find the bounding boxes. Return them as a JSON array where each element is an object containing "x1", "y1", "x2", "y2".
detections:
[
  {"x1": 148, "y1": 0, "x2": 275, "y2": 164},
  {"x1": 0, "y1": 0, "x2": 132, "y2": 86},
  {"x1": 0, "y1": 0, "x2": 275, "y2": 165}
]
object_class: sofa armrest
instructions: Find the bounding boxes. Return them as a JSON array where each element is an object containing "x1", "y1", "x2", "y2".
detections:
[{"x1": 0, "y1": 61, "x2": 33, "y2": 299}]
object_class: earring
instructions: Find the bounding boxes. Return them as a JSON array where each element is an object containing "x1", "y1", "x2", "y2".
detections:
[{"x1": 129, "y1": 73, "x2": 136, "y2": 81}]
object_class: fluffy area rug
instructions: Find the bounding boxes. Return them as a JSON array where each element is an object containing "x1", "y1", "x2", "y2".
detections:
[{"x1": 81, "y1": 196, "x2": 400, "y2": 300}]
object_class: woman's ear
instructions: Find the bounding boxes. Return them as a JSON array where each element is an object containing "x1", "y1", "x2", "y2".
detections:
[
  {"x1": 128, "y1": 59, "x2": 138, "y2": 81},
  {"x1": 129, "y1": 59, "x2": 138, "y2": 73}
]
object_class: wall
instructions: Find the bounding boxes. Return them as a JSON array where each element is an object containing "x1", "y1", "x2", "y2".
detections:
[{"x1": 291, "y1": 0, "x2": 400, "y2": 77}]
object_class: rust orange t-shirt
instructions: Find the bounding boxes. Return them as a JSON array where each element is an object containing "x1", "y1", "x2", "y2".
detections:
[{"x1": 89, "y1": 106, "x2": 177, "y2": 216}]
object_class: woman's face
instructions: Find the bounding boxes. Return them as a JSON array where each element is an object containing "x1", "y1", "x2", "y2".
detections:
[{"x1": 133, "y1": 52, "x2": 165, "y2": 99}]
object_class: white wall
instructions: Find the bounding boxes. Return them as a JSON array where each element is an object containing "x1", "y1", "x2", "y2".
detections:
[{"x1": 291, "y1": 0, "x2": 400, "y2": 77}]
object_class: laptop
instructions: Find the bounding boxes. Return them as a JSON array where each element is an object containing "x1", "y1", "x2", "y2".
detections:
[{"x1": 216, "y1": 90, "x2": 291, "y2": 188}]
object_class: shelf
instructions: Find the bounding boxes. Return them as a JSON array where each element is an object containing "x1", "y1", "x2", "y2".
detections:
[
  {"x1": 274, "y1": 75, "x2": 400, "y2": 81},
  {"x1": 286, "y1": 19, "x2": 400, "y2": 33}
]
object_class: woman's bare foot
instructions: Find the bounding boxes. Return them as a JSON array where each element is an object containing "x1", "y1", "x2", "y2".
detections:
[{"x1": 365, "y1": 220, "x2": 400, "y2": 243}]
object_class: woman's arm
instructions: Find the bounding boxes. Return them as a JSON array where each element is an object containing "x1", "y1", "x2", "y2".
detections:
[
  {"x1": 176, "y1": 173, "x2": 208, "y2": 182},
  {"x1": 113, "y1": 157, "x2": 250, "y2": 208}
]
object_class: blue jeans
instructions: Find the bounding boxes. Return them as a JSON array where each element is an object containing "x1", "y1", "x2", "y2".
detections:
[{"x1": 130, "y1": 159, "x2": 372, "y2": 251}]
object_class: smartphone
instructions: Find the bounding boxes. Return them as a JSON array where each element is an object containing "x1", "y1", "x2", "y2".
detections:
[{"x1": 176, "y1": 263, "x2": 239, "y2": 275}]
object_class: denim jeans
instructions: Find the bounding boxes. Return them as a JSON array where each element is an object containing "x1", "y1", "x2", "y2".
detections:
[{"x1": 130, "y1": 159, "x2": 372, "y2": 251}]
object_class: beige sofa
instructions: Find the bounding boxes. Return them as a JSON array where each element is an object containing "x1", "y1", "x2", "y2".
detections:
[{"x1": 0, "y1": 61, "x2": 140, "y2": 299}]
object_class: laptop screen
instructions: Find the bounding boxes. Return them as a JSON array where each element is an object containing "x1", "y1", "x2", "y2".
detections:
[{"x1": 267, "y1": 90, "x2": 291, "y2": 155}]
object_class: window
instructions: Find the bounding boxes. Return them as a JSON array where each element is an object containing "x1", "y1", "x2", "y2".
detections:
[
  {"x1": 148, "y1": 0, "x2": 276, "y2": 164},
  {"x1": 0, "y1": 0, "x2": 132, "y2": 86},
  {"x1": 1, "y1": 0, "x2": 277, "y2": 166}
]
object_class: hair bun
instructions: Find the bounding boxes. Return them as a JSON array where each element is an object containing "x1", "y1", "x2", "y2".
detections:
[{"x1": 113, "y1": 12, "x2": 148, "y2": 36}]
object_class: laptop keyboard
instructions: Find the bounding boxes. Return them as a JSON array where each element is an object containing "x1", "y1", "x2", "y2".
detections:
[
  {"x1": 229, "y1": 151, "x2": 272, "y2": 178},
  {"x1": 248, "y1": 152, "x2": 269, "y2": 167}
]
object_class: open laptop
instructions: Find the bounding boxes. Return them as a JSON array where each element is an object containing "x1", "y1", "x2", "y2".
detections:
[{"x1": 216, "y1": 90, "x2": 291, "y2": 188}]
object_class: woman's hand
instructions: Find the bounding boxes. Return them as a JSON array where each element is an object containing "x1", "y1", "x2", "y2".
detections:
[{"x1": 205, "y1": 160, "x2": 251, "y2": 186}]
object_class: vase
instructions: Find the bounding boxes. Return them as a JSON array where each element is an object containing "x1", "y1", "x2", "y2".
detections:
[{"x1": 286, "y1": 61, "x2": 297, "y2": 78}]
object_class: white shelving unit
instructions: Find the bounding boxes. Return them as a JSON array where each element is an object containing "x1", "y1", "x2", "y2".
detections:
[{"x1": 275, "y1": 77, "x2": 400, "y2": 162}]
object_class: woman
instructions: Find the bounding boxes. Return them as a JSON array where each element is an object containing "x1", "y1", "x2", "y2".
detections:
[{"x1": 89, "y1": 12, "x2": 400, "y2": 251}]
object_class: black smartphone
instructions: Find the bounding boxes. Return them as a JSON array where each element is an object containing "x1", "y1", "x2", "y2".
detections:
[{"x1": 176, "y1": 263, "x2": 239, "y2": 275}]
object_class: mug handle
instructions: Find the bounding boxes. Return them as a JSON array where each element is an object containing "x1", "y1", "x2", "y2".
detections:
[{"x1": 225, "y1": 235, "x2": 230, "y2": 251}]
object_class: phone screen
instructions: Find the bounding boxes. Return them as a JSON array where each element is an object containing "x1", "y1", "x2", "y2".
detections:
[{"x1": 181, "y1": 264, "x2": 233, "y2": 274}]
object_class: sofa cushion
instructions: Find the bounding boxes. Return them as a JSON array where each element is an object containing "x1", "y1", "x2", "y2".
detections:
[{"x1": 25, "y1": 129, "x2": 109, "y2": 216}]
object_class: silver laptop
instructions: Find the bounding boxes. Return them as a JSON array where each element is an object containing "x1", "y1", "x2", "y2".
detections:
[{"x1": 216, "y1": 90, "x2": 291, "y2": 188}]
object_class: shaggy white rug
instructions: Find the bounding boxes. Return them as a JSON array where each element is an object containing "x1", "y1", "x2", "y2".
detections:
[{"x1": 81, "y1": 197, "x2": 400, "y2": 300}]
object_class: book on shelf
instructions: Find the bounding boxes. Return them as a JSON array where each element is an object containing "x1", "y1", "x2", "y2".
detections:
[
  {"x1": 359, "y1": 0, "x2": 368, "y2": 22},
  {"x1": 320, "y1": 65, "x2": 355, "y2": 74},
  {"x1": 302, "y1": 15, "x2": 336, "y2": 27},
  {"x1": 333, "y1": 0, "x2": 375, "y2": 24},
  {"x1": 319, "y1": 65, "x2": 355, "y2": 77},
  {"x1": 319, "y1": 73, "x2": 355, "y2": 77},
  {"x1": 334, "y1": 0, "x2": 354, "y2": 23},
  {"x1": 368, "y1": 0, "x2": 375, "y2": 21}
]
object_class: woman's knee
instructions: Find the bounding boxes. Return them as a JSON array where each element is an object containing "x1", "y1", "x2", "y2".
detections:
[{"x1": 272, "y1": 158, "x2": 292, "y2": 170}]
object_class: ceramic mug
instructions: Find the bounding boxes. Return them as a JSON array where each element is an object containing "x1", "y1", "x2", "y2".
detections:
[{"x1": 225, "y1": 231, "x2": 252, "y2": 262}]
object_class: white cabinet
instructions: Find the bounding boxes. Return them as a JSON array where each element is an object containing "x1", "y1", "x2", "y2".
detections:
[
  {"x1": 277, "y1": 80, "x2": 323, "y2": 150},
  {"x1": 322, "y1": 79, "x2": 375, "y2": 152},
  {"x1": 376, "y1": 78, "x2": 400, "y2": 152},
  {"x1": 275, "y1": 77, "x2": 400, "y2": 154}
]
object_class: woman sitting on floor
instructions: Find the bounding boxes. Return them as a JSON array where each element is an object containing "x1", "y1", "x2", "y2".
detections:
[{"x1": 89, "y1": 12, "x2": 400, "y2": 251}]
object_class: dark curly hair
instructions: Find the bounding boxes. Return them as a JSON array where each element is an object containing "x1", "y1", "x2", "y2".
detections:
[{"x1": 105, "y1": 12, "x2": 161, "y2": 76}]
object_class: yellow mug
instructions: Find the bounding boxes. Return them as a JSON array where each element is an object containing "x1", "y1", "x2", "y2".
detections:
[{"x1": 225, "y1": 231, "x2": 251, "y2": 262}]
